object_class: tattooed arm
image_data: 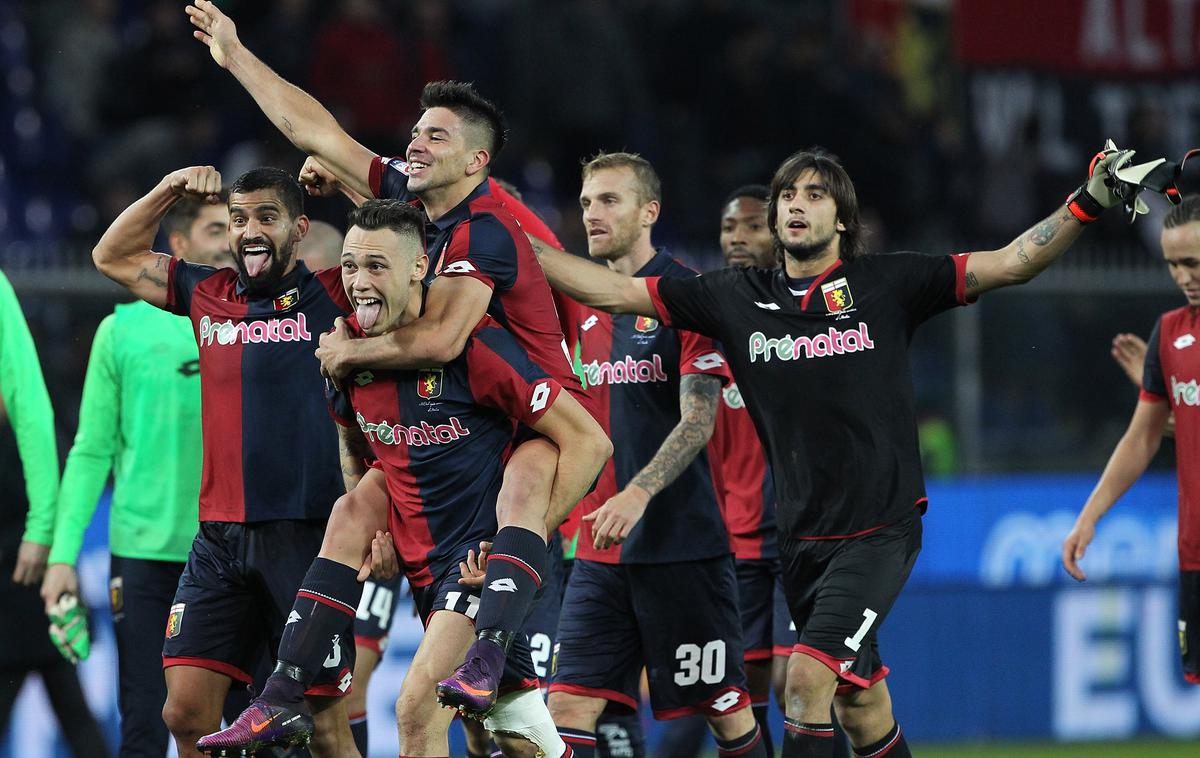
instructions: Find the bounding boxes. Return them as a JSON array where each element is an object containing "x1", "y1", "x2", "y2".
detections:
[
  {"x1": 962, "y1": 206, "x2": 1086, "y2": 299},
  {"x1": 584, "y1": 374, "x2": 723, "y2": 550},
  {"x1": 337, "y1": 421, "x2": 373, "y2": 492},
  {"x1": 92, "y1": 167, "x2": 222, "y2": 308}
]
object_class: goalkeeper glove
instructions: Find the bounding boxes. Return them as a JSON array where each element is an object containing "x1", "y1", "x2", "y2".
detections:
[
  {"x1": 1066, "y1": 140, "x2": 1138, "y2": 224},
  {"x1": 47, "y1": 593, "x2": 90, "y2": 664}
]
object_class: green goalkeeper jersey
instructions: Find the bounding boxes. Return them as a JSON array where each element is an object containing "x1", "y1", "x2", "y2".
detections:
[{"x1": 49, "y1": 300, "x2": 202, "y2": 564}]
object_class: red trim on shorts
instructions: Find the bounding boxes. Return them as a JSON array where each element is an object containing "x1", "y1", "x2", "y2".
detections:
[
  {"x1": 297, "y1": 589, "x2": 357, "y2": 617},
  {"x1": 548, "y1": 682, "x2": 638, "y2": 711},
  {"x1": 499, "y1": 677, "x2": 541, "y2": 697},
  {"x1": 654, "y1": 687, "x2": 751, "y2": 720},
  {"x1": 354, "y1": 634, "x2": 384, "y2": 656},
  {"x1": 306, "y1": 680, "x2": 351, "y2": 697},
  {"x1": 489, "y1": 554, "x2": 542, "y2": 586},
  {"x1": 773, "y1": 645, "x2": 794, "y2": 658},
  {"x1": 750, "y1": 695, "x2": 770, "y2": 707},
  {"x1": 743, "y1": 648, "x2": 773, "y2": 662},
  {"x1": 792, "y1": 644, "x2": 882, "y2": 690},
  {"x1": 162, "y1": 655, "x2": 252, "y2": 684}
]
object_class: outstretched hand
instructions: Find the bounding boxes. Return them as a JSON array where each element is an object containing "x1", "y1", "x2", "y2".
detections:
[
  {"x1": 1110, "y1": 333, "x2": 1148, "y2": 388},
  {"x1": 165, "y1": 166, "x2": 222, "y2": 203},
  {"x1": 186, "y1": 0, "x2": 240, "y2": 69},
  {"x1": 458, "y1": 541, "x2": 492, "y2": 588}
]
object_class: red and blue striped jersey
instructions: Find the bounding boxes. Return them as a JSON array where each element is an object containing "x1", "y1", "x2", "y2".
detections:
[
  {"x1": 708, "y1": 382, "x2": 777, "y2": 561},
  {"x1": 164, "y1": 259, "x2": 351, "y2": 523},
  {"x1": 569, "y1": 251, "x2": 732, "y2": 564},
  {"x1": 368, "y1": 158, "x2": 582, "y2": 405},
  {"x1": 1141, "y1": 306, "x2": 1200, "y2": 568},
  {"x1": 329, "y1": 316, "x2": 562, "y2": 587}
]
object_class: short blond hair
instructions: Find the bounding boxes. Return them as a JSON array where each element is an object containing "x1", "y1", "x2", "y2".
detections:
[{"x1": 581, "y1": 151, "x2": 661, "y2": 206}]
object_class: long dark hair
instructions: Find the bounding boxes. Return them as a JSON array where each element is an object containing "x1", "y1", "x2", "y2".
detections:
[{"x1": 767, "y1": 148, "x2": 867, "y2": 261}]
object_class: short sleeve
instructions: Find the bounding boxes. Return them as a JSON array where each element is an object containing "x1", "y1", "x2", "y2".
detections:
[
  {"x1": 438, "y1": 215, "x2": 520, "y2": 292},
  {"x1": 166, "y1": 258, "x2": 219, "y2": 316},
  {"x1": 325, "y1": 379, "x2": 357, "y2": 427},
  {"x1": 467, "y1": 324, "x2": 563, "y2": 426},
  {"x1": 646, "y1": 271, "x2": 728, "y2": 340},
  {"x1": 875, "y1": 252, "x2": 973, "y2": 327},
  {"x1": 368, "y1": 156, "x2": 415, "y2": 201},
  {"x1": 678, "y1": 331, "x2": 731, "y2": 384},
  {"x1": 1141, "y1": 317, "x2": 1168, "y2": 402}
]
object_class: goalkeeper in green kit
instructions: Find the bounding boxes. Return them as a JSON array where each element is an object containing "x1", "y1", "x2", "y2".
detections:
[{"x1": 39, "y1": 196, "x2": 231, "y2": 757}]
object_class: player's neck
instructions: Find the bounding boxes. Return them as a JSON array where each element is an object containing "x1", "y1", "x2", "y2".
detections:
[
  {"x1": 607, "y1": 239, "x2": 657, "y2": 277},
  {"x1": 419, "y1": 176, "x2": 484, "y2": 223},
  {"x1": 783, "y1": 247, "x2": 839, "y2": 279},
  {"x1": 393, "y1": 285, "x2": 425, "y2": 330}
]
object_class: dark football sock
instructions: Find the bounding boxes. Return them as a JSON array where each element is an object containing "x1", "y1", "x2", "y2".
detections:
[
  {"x1": 782, "y1": 719, "x2": 834, "y2": 758},
  {"x1": 348, "y1": 711, "x2": 368, "y2": 756},
  {"x1": 716, "y1": 723, "x2": 767, "y2": 758},
  {"x1": 852, "y1": 721, "x2": 909, "y2": 758},
  {"x1": 753, "y1": 703, "x2": 775, "y2": 758},
  {"x1": 474, "y1": 526, "x2": 546, "y2": 635},
  {"x1": 268, "y1": 557, "x2": 360, "y2": 700},
  {"x1": 559, "y1": 728, "x2": 597, "y2": 758},
  {"x1": 832, "y1": 713, "x2": 851, "y2": 758},
  {"x1": 655, "y1": 714, "x2": 708, "y2": 758},
  {"x1": 597, "y1": 711, "x2": 645, "y2": 758}
]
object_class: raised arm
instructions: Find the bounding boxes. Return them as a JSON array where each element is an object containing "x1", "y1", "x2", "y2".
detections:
[
  {"x1": 1061, "y1": 398, "x2": 1171, "y2": 581},
  {"x1": 187, "y1": 0, "x2": 376, "y2": 199},
  {"x1": 528, "y1": 237, "x2": 657, "y2": 317},
  {"x1": 962, "y1": 147, "x2": 1139, "y2": 299},
  {"x1": 93, "y1": 166, "x2": 221, "y2": 307},
  {"x1": 585, "y1": 373, "x2": 723, "y2": 549}
]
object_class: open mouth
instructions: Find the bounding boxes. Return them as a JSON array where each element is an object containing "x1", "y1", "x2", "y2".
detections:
[
  {"x1": 355, "y1": 296, "x2": 382, "y2": 331},
  {"x1": 407, "y1": 160, "x2": 430, "y2": 176},
  {"x1": 786, "y1": 219, "x2": 809, "y2": 231},
  {"x1": 240, "y1": 243, "x2": 272, "y2": 277}
]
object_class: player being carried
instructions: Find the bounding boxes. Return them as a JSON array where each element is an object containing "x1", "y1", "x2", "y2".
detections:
[
  {"x1": 526, "y1": 144, "x2": 1156, "y2": 758},
  {"x1": 187, "y1": 0, "x2": 609, "y2": 715},
  {"x1": 200, "y1": 199, "x2": 604, "y2": 756}
]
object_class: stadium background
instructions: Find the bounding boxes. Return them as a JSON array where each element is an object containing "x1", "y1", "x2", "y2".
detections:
[{"x1": 2, "y1": 0, "x2": 1199, "y2": 754}]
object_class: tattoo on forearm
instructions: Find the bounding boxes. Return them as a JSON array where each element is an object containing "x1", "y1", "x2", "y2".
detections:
[
  {"x1": 1015, "y1": 237, "x2": 1030, "y2": 264},
  {"x1": 965, "y1": 271, "x2": 979, "y2": 291},
  {"x1": 337, "y1": 426, "x2": 370, "y2": 492},
  {"x1": 282, "y1": 116, "x2": 295, "y2": 138},
  {"x1": 630, "y1": 374, "x2": 721, "y2": 496},
  {"x1": 1030, "y1": 213, "x2": 1064, "y2": 246}
]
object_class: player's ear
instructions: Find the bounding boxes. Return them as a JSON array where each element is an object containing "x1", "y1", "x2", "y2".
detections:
[
  {"x1": 294, "y1": 215, "x2": 311, "y2": 241},
  {"x1": 167, "y1": 230, "x2": 188, "y2": 258},
  {"x1": 412, "y1": 253, "x2": 429, "y2": 282},
  {"x1": 642, "y1": 199, "x2": 661, "y2": 227},
  {"x1": 835, "y1": 219, "x2": 846, "y2": 232},
  {"x1": 465, "y1": 148, "x2": 490, "y2": 178}
]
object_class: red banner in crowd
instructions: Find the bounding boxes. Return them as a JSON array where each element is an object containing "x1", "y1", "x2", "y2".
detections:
[{"x1": 956, "y1": 0, "x2": 1197, "y2": 76}]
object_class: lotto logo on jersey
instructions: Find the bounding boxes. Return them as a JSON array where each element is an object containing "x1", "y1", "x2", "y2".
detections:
[
  {"x1": 198, "y1": 313, "x2": 312, "y2": 347},
  {"x1": 357, "y1": 411, "x2": 471, "y2": 447},
  {"x1": 582, "y1": 354, "x2": 669, "y2": 386},
  {"x1": 634, "y1": 316, "x2": 659, "y2": 333},
  {"x1": 748, "y1": 322, "x2": 875, "y2": 363},
  {"x1": 417, "y1": 369, "x2": 443, "y2": 399},
  {"x1": 1171, "y1": 375, "x2": 1200, "y2": 407},
  {"x1": 821, "y1": 277, "x2": 853, "y2": 313},
  {"x1": 442, "y1": 260, "x2": 476, "y2": 275}
]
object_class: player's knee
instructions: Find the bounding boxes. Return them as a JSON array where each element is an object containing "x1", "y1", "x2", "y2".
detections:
[
  {"x1": 834, "y1": 683, "x2": 893, "y2": 740},
  {"x1": 547, "y1": 692, "x2": 602, "y2": 730},
  {"x1": 493, "y1": 733, "x2": 541, "y2": 758},
  {"x1": 394, "y1": 683, "x2": 441, "y2": 742},
  {"x1": 161, "y1": 696, "x2": 208, "y2": 740},
  {"x1": 705, "y1": 705, "x2": 757, "y2": 741},
  {"x1": 784, "y1": 655, "x2": 837, "y2": 709}
]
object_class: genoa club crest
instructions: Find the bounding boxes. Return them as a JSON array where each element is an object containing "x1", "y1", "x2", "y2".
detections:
[
  {"x1": 821, "y1": 278, "x2": 853, "y2": 313},
  {"x1": 166, "y1": 602, "x2": 185, "y2": 638},
  {"x1": 274, "y1": 287, "x2": 300, "y2": 312},
  {"x1": 634, "y1": 316, "x2": 659, "y2": 333},
  {"x1": 416, "y1": 368, "x2": 443, "y2": 399}
]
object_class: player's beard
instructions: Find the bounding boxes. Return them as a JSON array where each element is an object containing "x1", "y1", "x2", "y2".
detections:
[
  {"x1": 587, "y1": 220, "x2": 641, "y2": 262},
  {"x1": 781, "y1": 227, "x2": 837, "y2": 264},
  {"x1": 235, "y1": 237, "x2": 298, "y2": 296}
]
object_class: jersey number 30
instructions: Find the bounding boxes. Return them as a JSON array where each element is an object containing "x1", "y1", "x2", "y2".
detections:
[{"x1": 674, "y1": 640, "x2": 726, "y2": 686}]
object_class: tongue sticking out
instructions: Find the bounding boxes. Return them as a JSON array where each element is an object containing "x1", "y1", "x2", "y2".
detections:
[
  {"x1": 357, "y1": 302, "x2": 382, "y2": 331},
  {"x1": 243, "y1": 252, "x2": 270, "y2": 278}
]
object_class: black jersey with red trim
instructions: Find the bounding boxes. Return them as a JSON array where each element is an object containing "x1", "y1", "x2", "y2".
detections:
[
  {"x1": 1140, "y1": 306, "x2": 1200, "y2": 568},
  {"x1": 709, "y1": 383, "x2": 777, "y2": 561},
  {"x1": 647, "y1": 253, "x2": 973, "y2": 540},
  {"x1": 367, "y1": 157, "x2": 581, "y2": 404},
  {"x1": 164, "y1": 259, "x2": 351, "y2": 522},
  {"x1": 328, "y1": 316, "x2": 562, "y2": 587},
  {"x1": 569, "y1": 250, "x2": 732, "y2": 565}
]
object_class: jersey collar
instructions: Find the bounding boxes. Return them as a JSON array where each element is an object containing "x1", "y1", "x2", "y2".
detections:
[
  {"x1": 632, "y1": 248, "x2": 674, "y2": 278},
  {"x1": 770, "y1": 258, "x2": 845, "y2": 312},
  {"x1": 424, "y1": 178, "x2": 491, "y2": 232},
  {"x1": 235, "y1": 259, "x2": 312, "y2": 298}
]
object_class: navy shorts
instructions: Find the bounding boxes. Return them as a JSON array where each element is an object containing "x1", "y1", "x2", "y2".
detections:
[
  {"x1": 353, "y1": 573, "x2": 405, "y2": 657},
  {"x1": 735, "y1": 558, "x2": 780, "y2": 663},
  {"x1": 772, "y1": 575, "x2": 797, "y2": 657},
  {"x1": 779, "y1": 510, "x2": 921, "y2": 692},
  {"x1": 551, "y1": 556, "x2": 749, "y2": 720},
  {"x1": 412, "y1": 566, "x2": 540, "y2": 691},
  {"x1": 521, "y1": 536, "x2": 564, "y2": 682},
  {"x1": 163, "y1": 521, "x2": 356, "y2": 697}
]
